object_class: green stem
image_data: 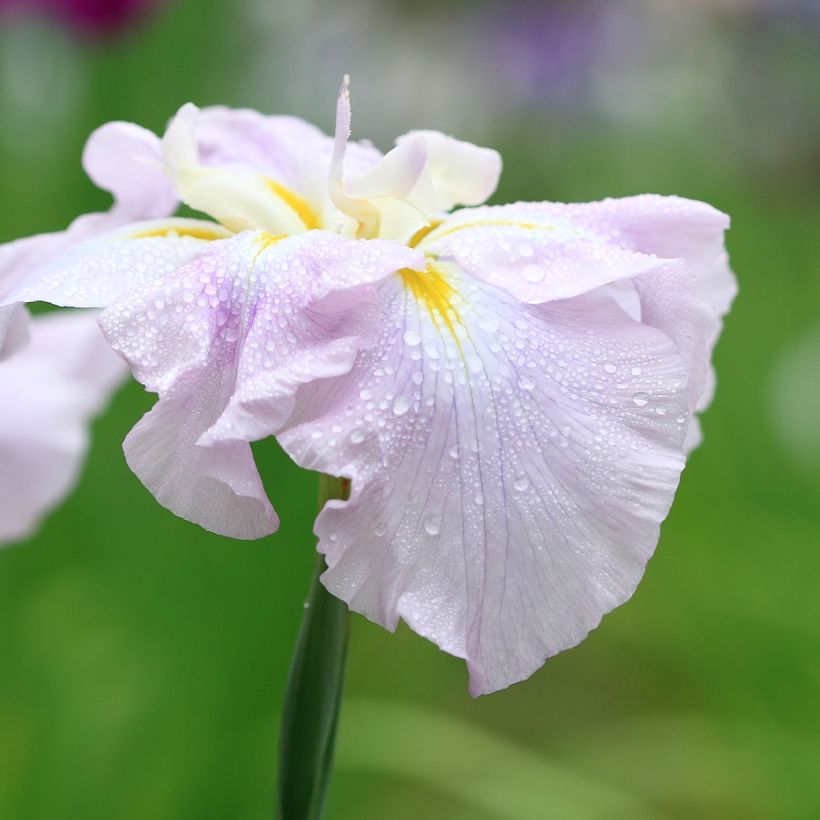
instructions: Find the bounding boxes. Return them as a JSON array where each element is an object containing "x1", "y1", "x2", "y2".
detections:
[{"x1": 276, "y1": 474, "x2": 350, "y2": 820}]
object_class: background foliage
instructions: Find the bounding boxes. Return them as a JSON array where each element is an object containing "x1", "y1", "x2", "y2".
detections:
[{"x1": 1, "y1": 1, "x2": 818, "y2": 817}]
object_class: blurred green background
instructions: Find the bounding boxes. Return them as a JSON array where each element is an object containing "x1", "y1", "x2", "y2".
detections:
[{"x1": 1, "y1": 0, "x2": 818, "y2": 818}]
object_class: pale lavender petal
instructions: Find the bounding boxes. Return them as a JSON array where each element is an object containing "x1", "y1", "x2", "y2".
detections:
[
  {"x1": 0, "y1": 310, "x2": 126, "y2": 545},
  {"x1": 279, "y1": 264, "x2": 690, "y2": 695},
  {"x1": 197, "y1": 106, "x2": 381, "y2": 185},
  {"x1": 563, "y1": 194, "x2": 735, "y2": 411},
  {"x1": 393, "y1": 129, "x2": 502, "y2": 210},
  {"x1": 422, "y1": 197, "x2": 728, "y2": 411},
  {"x1": 83, "y1": 120, "x2": 178, "y2": 220},
  {"x1": 100, "y1": 231, "x2": 422, "y2": 539},
  {"x1": 0, "y1": 304, "x2": 29, "y2": 360},
  {"x1": 7, "y1": 218, "x2": 229, "y2": 308},
  {"x1": 564, "y1": 194, "x2": 736, "y2": 319},
  {"x1": 419, "y1": 202, "x2": 674, "y2": 304}
]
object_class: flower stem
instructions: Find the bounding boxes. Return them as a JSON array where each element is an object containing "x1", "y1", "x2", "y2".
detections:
[{"x1": 276, "y1": 474, "x2": 350, "y2": 820}]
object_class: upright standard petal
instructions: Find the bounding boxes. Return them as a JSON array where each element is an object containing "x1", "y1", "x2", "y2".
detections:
[
  {"x1": 99, "y1": 231, "x2": 423, "y2": 540},
  {"x1": 0, "y1": 311, "x2": 125, "y2": 545},
  {"x1": 279, "y1": 263, "x2": 690, "y2": 694},
  {"x1": 83, "y1": 120, "x2": 179, "y2": 221},
  {"x1": 392, "y1": 129, "x2": 502, "y2": 212}
]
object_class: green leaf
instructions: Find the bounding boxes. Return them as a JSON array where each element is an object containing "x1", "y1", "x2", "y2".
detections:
[{"x1": 276, "y1": 474, "x2": 350, "y2": 820}]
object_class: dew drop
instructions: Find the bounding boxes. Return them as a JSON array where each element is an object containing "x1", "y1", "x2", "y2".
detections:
[
  {"x1": 350, "y1": 429, "x2": 365, "y2": 444},
  {"x1": 392, "y1": 395, "x2": 410, "y2": 416},
  {"x1": 403, "y1": 329, "x2": 421, "y2": 346},
  {"x1": 632, "y1": 392, "x2": 649, "y2": 407},
  {"x1": 521, "y1": 263, "x2": 545, "y2": 283},
  {"x1": 424, "y1": 516, "x2": 442, "y2": 536},
  {"x1": 514, "y1": 476, "x2": 530, "y2": 491}
]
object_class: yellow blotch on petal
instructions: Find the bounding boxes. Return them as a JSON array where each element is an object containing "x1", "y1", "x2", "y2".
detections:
[
  {"x1": 399, "y1": 265, "x2": 462, "y2": 343},
  {"x1": 421, "y1": 218, "x2": 555, "y2": 244},
  {"x1": 130, "y1": 225, "x2": 229, "y2": 241},
  {"x1": 408, "y1": 220, "x2": 444, "y2": 248},
  {"x1": 255, "y1": 232, "x2": 287, "y2": 250},
  {"x1": 263, "y1": 178, "x2": 320, "y2": 231}
]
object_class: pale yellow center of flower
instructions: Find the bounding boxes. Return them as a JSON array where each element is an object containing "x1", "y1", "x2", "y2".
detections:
[
  {"x1": 399, "y1": 265, "x2": 462, "y2": 343},
  {"x1": 130, "y1": 225, "x2": 231, "y2": 241},
  {"x1": 262, "y1": 178, "x2": 321, "y2": 231}
]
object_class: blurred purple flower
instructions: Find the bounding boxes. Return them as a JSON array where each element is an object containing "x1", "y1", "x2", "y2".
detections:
[{"x1": 477, "y1": 0, "x2": 617, "y2": 111}]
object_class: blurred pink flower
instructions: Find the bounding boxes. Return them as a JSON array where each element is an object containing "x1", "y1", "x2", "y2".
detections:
[
  {"x1": 0, "y1": 0, "x2": 161, "y2": 36},
  {"x1": 0, "y1": 82, "x2": 736, "y2": 692}
]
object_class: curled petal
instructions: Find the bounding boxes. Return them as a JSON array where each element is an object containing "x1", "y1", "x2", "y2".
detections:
[
  {"x1": 563, "y1": 195, "x2": 735, "y2": 412},
  {"x1": 422, "y1": 197, "x2": 729, "y2": 412},
  {"x1": 564, "y1": 194, "x2": 736, "y2": 319},
  {"x1": 279, "y1": 264, "x2": 690, "y2": 694},
  {"x1": 420, "y1": 202, "x2": 673, "y2": 303},
  {"x1": 83, "y1": 121, "x2": 178, "y2": 219},
  {"x1": 330, "y1": 80, "x2": 500, "y2": 242},
  {"x1": 0, "y1": 311, "x2": 126, "y2": 545},
  {"x1": 393, "y1": 129, "x2": 502, "y2": 212},
  {"x1": 100, "y1": 231, "x2": 423, "y2": 539}
]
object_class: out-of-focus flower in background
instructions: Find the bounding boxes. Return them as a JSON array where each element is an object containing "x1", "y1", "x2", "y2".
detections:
[
  {"x1": 0, "y1": 0, "x2": 162, "y2": 37},
  {"x1": 0, "y1": 309, "x2": 125, "y2": 545},
  {"x1": 769, "y1": 323, "x2": 820, "y2": 475}
]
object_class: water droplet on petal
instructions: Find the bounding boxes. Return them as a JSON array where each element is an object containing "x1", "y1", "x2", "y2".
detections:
[
  {"x1": 403, "y1": 329, "x2": 421, "y2": 346},
  {"x1": 521, "y1": 264, "x2": 545, "y2": 283},
  {"x1": 424, "y1": 516, "x2": 441, "y2": 536},
  {"x1": 514, "y1": 476, "x2": 530, "y2": 491},
  {"x1": 632, "y1": 392, "x2": 649, "y2": 407},
  {"x1": 392, "y1": 395, "x2": 410, "y2": 416}
]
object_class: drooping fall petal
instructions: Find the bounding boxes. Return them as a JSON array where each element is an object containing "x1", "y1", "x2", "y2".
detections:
[
  {"x1": 99, "y1": 230, "x2": 423, "y2": 539},
  {"x1": 279, "y1": 262, "x2": 691, "y2": 694},
  {"x1": 0, "y1": 310, "x2": 125, "y2": 545}
]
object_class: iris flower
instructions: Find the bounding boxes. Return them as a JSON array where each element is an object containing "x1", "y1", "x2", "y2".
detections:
[{"x1": 0, "y1": 81, "x2": 735, "y2": 692}]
